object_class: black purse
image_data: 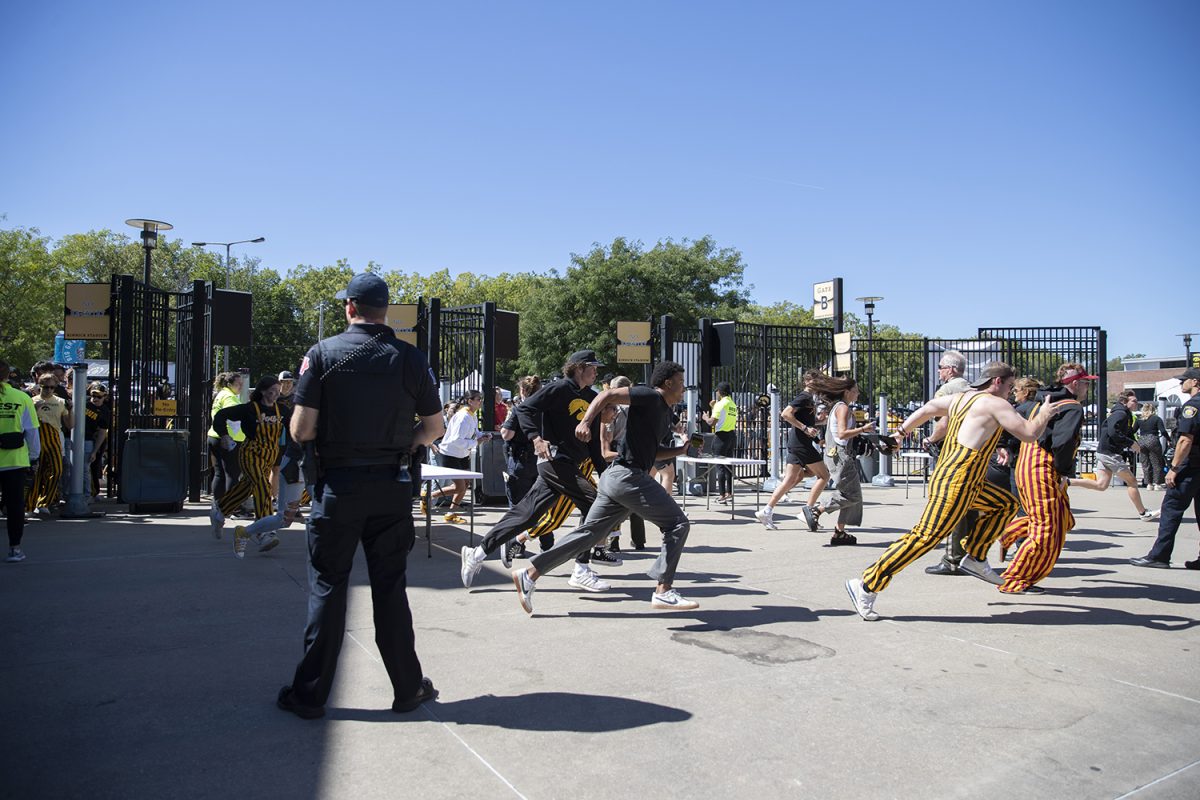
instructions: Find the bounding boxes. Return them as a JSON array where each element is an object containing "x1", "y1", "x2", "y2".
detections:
[{"x1": 0, "y1": 431, "x2": 25, "y2": 449}]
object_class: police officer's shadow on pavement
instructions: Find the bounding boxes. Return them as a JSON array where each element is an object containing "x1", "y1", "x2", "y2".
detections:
[{"x1": 327, "y1": 691, "x2": 692, "y2": 730}]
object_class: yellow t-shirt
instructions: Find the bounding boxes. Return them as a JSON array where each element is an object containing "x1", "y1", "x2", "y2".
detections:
[
  {"x1": 712, "y1": 396, "x2": 738, "y2": 432},
  {"x1": 33, "y1": 394, "x2": 67, "y2": 433}
]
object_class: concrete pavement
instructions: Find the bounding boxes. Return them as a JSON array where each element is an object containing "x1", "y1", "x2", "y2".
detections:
[{"x1": 2, "y1": 481, "x2": 1197, "y2": 799}]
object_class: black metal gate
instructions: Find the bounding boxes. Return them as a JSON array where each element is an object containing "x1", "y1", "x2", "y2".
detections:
[
  {"x1": 429, "y1": 300, "x2": 499, "y2": 432},
  {"x1": 108, "y1": 275, "x2": 210, "y2": 501}
]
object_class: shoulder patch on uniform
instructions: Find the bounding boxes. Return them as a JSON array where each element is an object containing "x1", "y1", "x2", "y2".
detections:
[
  {"x1": 1184, "y1": 406, "x2": 1197, "y2": 419},
  {"x1": 299, "y1": 356, "x2": 311, "y2": 375}
]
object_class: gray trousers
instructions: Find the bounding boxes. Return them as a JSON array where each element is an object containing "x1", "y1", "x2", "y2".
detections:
[
  {"x1": 530, "y1": 463, "x2": 691, "y2": 586},
  {"x1": 821, "y1": 444, "x2": 863, "y2": 527}
]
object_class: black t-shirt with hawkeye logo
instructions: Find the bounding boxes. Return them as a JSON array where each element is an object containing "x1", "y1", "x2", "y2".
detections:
[
  {"x1": 516, "y1": 378, "x2": 597, "y2": 466},
  {"x1": 84, "y1": 403, "x2": 111, "y2": 440}
]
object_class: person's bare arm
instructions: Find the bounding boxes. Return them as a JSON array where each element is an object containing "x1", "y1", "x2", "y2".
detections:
[
  {"x1": 291, "y1": 405, "x2": 318, "y2": 443},
  {"x1": 892, "y1": 395, "x2": 956, "y2": 444},
  {"x1": 500, "y1": 427, "x2": 516, "y2": 442},
  {"x1": 576, "y1": 387, "x2": 631, "y2": 442},
  {"x1": 413, "y1": 413, "x2": 446, "y2": 450}
]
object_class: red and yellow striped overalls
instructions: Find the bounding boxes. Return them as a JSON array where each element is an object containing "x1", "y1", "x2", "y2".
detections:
[
  {"x1": 998, "y1": 401, "x2": 1079, "y2": 593},
  {"x1": 26, "y1": 415, "x2": 64, "y2": 512},
  {"x1": 218, "y1": 403, "x2": 283, "y2": 520},
  {"x1": 863, "y1": 392, "x2": 1018, "y2": 593}
]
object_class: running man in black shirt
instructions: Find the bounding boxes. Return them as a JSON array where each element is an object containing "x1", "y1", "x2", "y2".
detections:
[{"x1": 510, "y1": 361, "x2": 696, "y2": 614}]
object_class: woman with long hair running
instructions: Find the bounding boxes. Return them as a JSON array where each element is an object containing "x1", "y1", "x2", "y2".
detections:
[
  {"x1": 802, "y1": 374, "x2": 874, "y2": 545},
  {"x1": 209, "y1": 375, "x2": 291, "y2": 554},
  {"x1": 756, "y1": 370, "x2": 831, "y2": 530}
]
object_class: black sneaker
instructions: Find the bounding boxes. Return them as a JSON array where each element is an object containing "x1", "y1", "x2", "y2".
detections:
[
  {"x1": 608, "y1": 539, "x2": 621, "y2": 553},
  {"x1": 1184, "y1": 558, "x2": 1200, "y2": 571},
  {"x1": 510, "y1": 541, "x2": 528, "y2": 559},
  {"x1": 501, "y1": 540, "x2": 516, "y2": 568},
  {"x1": 393, "y1": 677, "x2": 438, "y2": 713},
  {"x1": 277, "y1": 686, "x2": 325, "y2": 720},
  {"x1": 592, "y1": 546, "x2": 623, "y2": 565}
]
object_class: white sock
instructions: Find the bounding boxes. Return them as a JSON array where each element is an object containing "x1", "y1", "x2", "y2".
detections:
[
  {"x1": 473, "y1": 545, "x2": 486, "y2": 561},
  {"x1": 764, "y1": 505, "x2": 774, "y2": 515}
]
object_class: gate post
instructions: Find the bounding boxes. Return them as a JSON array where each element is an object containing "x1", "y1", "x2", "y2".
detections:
[
  {"x1": 871, "y1": 393, "x2": 895, "y2": 487},
  {"x1": 699, "y1": 318, "x2": 714, "y2": 425},
  {"x1": 482, "y1": 301, "x2": 497, "y2": 432},
  {"x1": 114, "y1": 275, "x2": 134, "y2": 500},
  {"x1": 187, "y1": 280, "x2": 208, "y2": 501},
  {"x1": 427, "y1": 298, "x2": 441, "y2": 379}
]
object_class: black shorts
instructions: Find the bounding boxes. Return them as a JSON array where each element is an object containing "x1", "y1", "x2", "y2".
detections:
[
  {"x1": 437, "y1": 452, "x2": 471, "y2": 471},
  {"x1": 654, "y1": 458, "x2": 675, "y2": 471},
  {"x1": 785, "y1": 440, "x2": 821, "y2": 466}
]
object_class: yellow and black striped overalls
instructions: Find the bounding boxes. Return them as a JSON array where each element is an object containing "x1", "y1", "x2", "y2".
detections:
[
  {"x1": 862, "y1": 392, "x2": 1018, "y2": 593},
  {"x1": 218, "y1": 402, "x2": 283, "y2": 519},
  {"x1": 26, "y1": 398, "x2": 65, "y2": 512},
  {"x1": 998, "y1": 401, "x2": 1080, "y2": 593},
  {"x1": 527, "y1": 459, "x2": 597, "y2": 539}
]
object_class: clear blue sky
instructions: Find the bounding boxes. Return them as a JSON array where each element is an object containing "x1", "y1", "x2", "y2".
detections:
[{"x1": 3, "y1": 1, "x2": 1197, "y2": 360}]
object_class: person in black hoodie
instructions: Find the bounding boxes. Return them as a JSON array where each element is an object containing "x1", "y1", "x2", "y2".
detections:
[
  {"x1": 997, "y1": 364, "x2": 1090, "y2": 593},
  {"x1": 1071, "y1": 390, "x2": 1160, "y2": 522},
  {"x1": 459, "y1": 351, "x2": 609, "y2": 592}
]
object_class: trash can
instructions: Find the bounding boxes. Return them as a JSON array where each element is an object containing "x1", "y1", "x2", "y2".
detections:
[
  {"x1": 476, "y1": 437, "x2": 508, "y2": 506},
  {"x1": 122, "y1": 429, "x2": 188, "y2": 514}
]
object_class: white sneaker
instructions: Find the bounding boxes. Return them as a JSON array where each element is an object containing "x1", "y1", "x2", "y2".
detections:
[
  {"x1": 210, "y1": 507, "x2": 224, "y2": 539},
  {"x1": 234, "y1": 526, "x2": 250, "y2": 559},
  {"x1": 1140, "y1": 509, "x2": 1161, "y2": 521},
  {"x1": 461, "y1": 545, "x2": 484, "y2": 588},
  {"x1": 257, "y1": 533, "x2": 281, "y2": 552},
  {"x1": 567, "y1": 565, "x2": 610, "y2": 593},
  {"x1": 845, "y1": 578, "x2": 879, "y2": 621},
  {"x1": 512, "y1": 568, "x2": 536, "y2": 614},
  {"x1": 650, "y1": 589, "x2": 699, "y2": 610},
  {"x1": 959, "y1": 555, "x2": 1004, "y2": 586},
  {"x1": 754, "y1": 509, "x2": 779, "y2": 530},
  {"x1": 5, "y1": 547, "x2": 26, "y2": 563}
]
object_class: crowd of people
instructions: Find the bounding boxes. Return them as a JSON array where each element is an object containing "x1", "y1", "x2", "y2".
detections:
[{"x1": 4, "y1": 277, "x2": 1197, "y2": 721}]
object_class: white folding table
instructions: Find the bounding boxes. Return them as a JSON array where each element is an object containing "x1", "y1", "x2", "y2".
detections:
[
  {"x1": 418, "y1": 464, "x2": 484, "y2": 557},
  {"x1": 675, "y1": 455, "x2": 767, "y2": 518}
]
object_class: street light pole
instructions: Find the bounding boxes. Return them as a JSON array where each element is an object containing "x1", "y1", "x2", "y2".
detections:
[
  {"x1": 855, "y1": 296, "x2": 883, "y2": 414},
  {"x1": 1180, "y1": 333, "x2": 1196, "y2": 368},
  {"x1": 191, "y1": 237, "x2": 265, "y2": 373}
]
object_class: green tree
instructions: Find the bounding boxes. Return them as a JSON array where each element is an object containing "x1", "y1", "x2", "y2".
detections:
[
  {"x1": 0, "y1": 223, "x2": 61, "y2": 369},
  {"x1": 517, "y1": 236, "x2": 751, "y2": 378}
]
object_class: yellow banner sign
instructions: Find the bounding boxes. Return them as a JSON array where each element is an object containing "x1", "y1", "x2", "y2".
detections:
[
  {"x1": 64, "y1": 283, "x2": 111, "y2": 340},
  {"x1": 387, "y1": 304, "x2": 419, "y2": 346},
  {"x1": 616, "y1": 321, "x2": 652, "y2": 364}
]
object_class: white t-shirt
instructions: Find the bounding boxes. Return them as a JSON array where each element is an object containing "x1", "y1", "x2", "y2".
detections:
[{"x1": 438, "y1": 408, "x2": 480, "y2": 458}]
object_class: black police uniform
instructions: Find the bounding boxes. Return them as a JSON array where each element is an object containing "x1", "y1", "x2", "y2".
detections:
[
  {"x1": 502, "y1": 402, "x2": 537, "y2": 506},
  {"x1": 1143, "y1": 392, "x2": 1200, "y2": 565},
  {"x1": 285, "y1": 321, "x2": 441, "y2": 710}
]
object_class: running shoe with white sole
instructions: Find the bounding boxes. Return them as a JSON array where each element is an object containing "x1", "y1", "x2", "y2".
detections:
[
  {"x1": 845, "y1": 578, "x2": 879, "y2": 621},
  {"x1": 461, "y1": 545, "x2": 484, "y2": 588},
  {"x1": 591, "y1": 547, "x2": 622, "y2": 565},
  {"x1": 650, "y1": 589, "x2": 699, "y2": 610},
  {"x1": 234, "y1": 526, "x2": 250, "y2": 559},
  {"x1": 958, "y1": 555, "x2": 1004, "y2": 586},
  {"x1": 1140, "y1": 509, "x2": 1161, "y2": 521},
  {"x1": 5, "y1": 547, "x2": 26, "y2": 563},
  {"x1": 567, "y1": 565, "x2": 611, "y2": 593},
  {"x1": 210, "y1": 507, "x2": 224, "y2": 539},
  {"x1": 257, "y1": 532, "x2": 281, "y2": 553},
  {"x1": 512, "y1": 568, "x2": 536, "y2": 614},
  {"x1": 754, "y1": 509, "x2": 778, "y2": 530}
]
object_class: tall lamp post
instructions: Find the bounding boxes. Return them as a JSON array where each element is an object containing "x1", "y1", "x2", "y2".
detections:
[
  {"x1": 191, "y1": 237, "x2": 265, "y2": 372},
  {"x1": 855, "y1": 296, "x2": 883, "y2": 412},
  {"x1": 125, "y1": 219, "x2": 173, "y2": 286},
  {"x1": 125, "y1": 219, "x2": 173, "y2": 422},
  {"x1": 1180, "y1": 332, "x2": 1196, "y2": 368}
]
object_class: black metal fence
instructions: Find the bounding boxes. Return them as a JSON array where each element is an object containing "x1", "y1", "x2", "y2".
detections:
[{"x1": 108, "y1": 275, "x2": 210, "y2": 501}]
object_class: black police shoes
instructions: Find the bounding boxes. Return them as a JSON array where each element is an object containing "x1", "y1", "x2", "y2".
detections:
[
  {"x1": 1130, "y1": 556, "x2": 1170, "y2": 569},
  {"x1": 1183, "y1": 557, "x2": 1200, "y2": 571},
  {"x1": 277, "y1": 686, "x2": 325, "y2": 720},
  {"x1": 393, "y1": 677, "x2": 438, "y2": 713}
]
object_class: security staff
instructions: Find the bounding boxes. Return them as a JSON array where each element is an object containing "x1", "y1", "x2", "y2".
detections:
[
  {"x1": 1132, "y1": 368, "x2": 1200, "y2": 570},
  {"x1": 1, "y1": 357, "x2": 40, "y2": 563},
  {"x1": 702, "y1": 381, "x2": 739, "y2": 504},
  {"x1": 277, "y1": 273, "x2": 445, "y2": 719}
]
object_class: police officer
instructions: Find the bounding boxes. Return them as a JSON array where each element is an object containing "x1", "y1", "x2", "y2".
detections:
[
  {"x1": 276, "y1": 274, "x2": 445, "y2": 719},
  {"x1": 0, "y1": 357, "x2": 40, "y2": 563},
  {"x1": 1132, "y1": 367, "x2": 1200, "y2": 570}
]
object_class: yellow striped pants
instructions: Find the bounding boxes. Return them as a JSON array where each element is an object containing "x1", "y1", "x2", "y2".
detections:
[
  {"x1": 528, "y1": 460, "x2": 597, "y2": 539},
  {"x1": 998, "y1": 444, "x2": 1073, "y2": 593},
  {"x1": 863, "y1": 459, "x2": 1018, "y2": 593},
  {"x1": 218, "y1": 443, "x2": 278, "y2": 519},
  {"x1": 26, "y1": 425, "x2": 64, "y2": 511}
]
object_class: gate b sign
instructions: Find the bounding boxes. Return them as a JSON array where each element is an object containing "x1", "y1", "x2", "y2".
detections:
[{"x1": 813, "y1": 280, "x2": 838, "y2": 321}]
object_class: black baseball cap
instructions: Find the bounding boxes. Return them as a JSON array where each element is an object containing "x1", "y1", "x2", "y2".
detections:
[
  {"x1": 277, "y1": 370, "x2": 296, "y2": 381},
  {"x1": 1176, "y1": 367, "x2": 1200, "y2": 382},
  {"x1": 569, "y1": 349, "x2": 605, "y2": 367},
  {"x1": 335, "y1": 273, "x2": 390, "y2": 307}
]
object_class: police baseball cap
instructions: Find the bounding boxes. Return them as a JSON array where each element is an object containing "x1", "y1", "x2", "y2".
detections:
[
  {"x1": 278, "y1": 370, "x2": 296, "y2": 381},
  {"x1": 569, "y1": 349, "x2": 605, "y2": 367},
  {"x1": 1176, "y1": 367, "x2": 1200, "y2": 382},
  {"x1": 335, "y1": 273, "x2": 390, "y2": 307}
]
